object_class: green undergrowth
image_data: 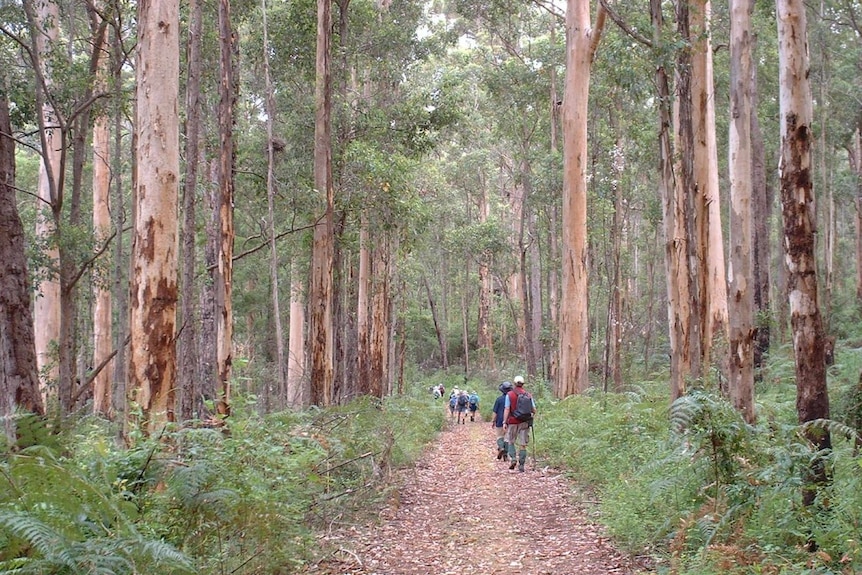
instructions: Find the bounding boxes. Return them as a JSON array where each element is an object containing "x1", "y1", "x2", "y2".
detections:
[
  {"x1": 0, "y1": 391, "x2": 446, "y2": 574},
  {"x1": 536, "y1": 346, "x2": 862, "y2": 575}
]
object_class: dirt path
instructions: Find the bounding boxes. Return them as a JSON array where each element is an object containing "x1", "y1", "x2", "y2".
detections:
[{"x1": 304, "y1": 412, "x2": 642, "y2": 574}]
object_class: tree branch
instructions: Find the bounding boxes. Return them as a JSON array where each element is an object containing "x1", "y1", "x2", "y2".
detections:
[{"x1": 599, "y1": 0, "x2": 652, "y2": 48}]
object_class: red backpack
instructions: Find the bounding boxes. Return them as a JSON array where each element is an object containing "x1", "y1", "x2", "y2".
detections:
[{"x1": 508, "y1": 389, "x2": 533, "y2": 423}]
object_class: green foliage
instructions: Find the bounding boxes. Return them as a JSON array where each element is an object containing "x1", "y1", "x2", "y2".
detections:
[
  {"x1": 0, "y1": 392, "x2": 444, "y2": 575},
  {"x1": 537, "y1": 371, "x2": 862, "y2": 575},
  {"x1": 0, "y1": 446, "x2": 194, "y2": 574}
]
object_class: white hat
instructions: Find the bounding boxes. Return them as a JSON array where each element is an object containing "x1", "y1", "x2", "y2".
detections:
[{"x1": 514, "y1": 375, "x2": 524, "y2": 384}]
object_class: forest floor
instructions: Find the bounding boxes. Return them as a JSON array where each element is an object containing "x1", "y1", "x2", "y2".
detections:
[{"x1": 300, "y1": 407, "x2": 649, "y2": 575}]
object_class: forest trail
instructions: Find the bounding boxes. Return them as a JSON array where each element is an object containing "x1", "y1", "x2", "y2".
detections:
[{"x1": 302, "y1": 407, "x2": 643, "y2": 575}]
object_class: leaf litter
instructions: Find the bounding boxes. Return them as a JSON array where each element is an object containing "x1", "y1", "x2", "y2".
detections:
[{"x1": 301, "y1": 411, "x2": 647, "y2": 574}]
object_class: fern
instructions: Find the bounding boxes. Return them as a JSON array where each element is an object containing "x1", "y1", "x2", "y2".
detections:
[
  {"x1": 801, "y1": 418, "x2": 861, "y2": 445},
  {"x1": 0, "y1": 511, "x2": 75, "y2": 568}
]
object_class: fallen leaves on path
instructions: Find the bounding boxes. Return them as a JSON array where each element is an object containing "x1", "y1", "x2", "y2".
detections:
[{"x1": 302, "y1": 413, "x2": 645, "y2": 574}]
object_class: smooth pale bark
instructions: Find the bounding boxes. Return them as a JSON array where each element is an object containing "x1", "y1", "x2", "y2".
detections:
[
  {"x1": 309, "y1": 0, "x2": 335, "y2": 406},
  {"x1": 92, "y1": 112, "x2": 112, "y2": 417},
  {"x1": 0, "y1": 92, "x2": 45, "y2": 444},
  {"x1": 287, "y1": 262, "x2": 306, "y2": 407},
  {"x1": 557, "y1": 0, "x2": 604, "y2": 397},
  {"x1": 691, "y1": 0, "x2": 728, "y2": 364},
  {"x1": 262, "y1": 0, "x2": 286, "y2": 404},
  {"x1": 129, "y1": 0, "x2": 180, "y2": 432},
  {"x1": 91, "y1": 3, "x2": 113, "y2": 416},
  {"x1": 178, "y1": 0, "x2": 202, "y2": 421},
  {"x1": 214, "y1": 0, "x2": 235, "y2": 417},
  {"x1": 728, "y1": 0, "x2": 755, "y2": 423},
  {"x1": 30, "y1": 0, "x2": 62, "y2": 397},
  {"x1": 776, "y1": 0, "x2": 831, "y2": 508}
]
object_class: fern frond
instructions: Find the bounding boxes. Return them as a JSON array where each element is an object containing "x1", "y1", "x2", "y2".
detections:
[
  {"x1": 0, "y1": 511, "x2": 74, "y2": 567},
  {"x1": 135, "y1": 537, "x2": 196, "y2": 572},
  {"x1": 801, "y1": 418, "x2": 861, "y2": 444}
]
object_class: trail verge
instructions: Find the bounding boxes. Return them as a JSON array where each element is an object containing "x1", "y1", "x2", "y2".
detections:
[{"x1": 303, "y1": 411, "x2": 644, "y2": 574}]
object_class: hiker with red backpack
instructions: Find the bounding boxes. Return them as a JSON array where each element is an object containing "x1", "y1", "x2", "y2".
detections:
[{"x1": 502, "y1": 375, "x2": 536, "y2": 472}]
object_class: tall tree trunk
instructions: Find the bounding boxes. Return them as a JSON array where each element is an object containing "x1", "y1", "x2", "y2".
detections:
[
  {"x1": 607, "y1": 113, "x2": 625, "y2": 392},
  {"x1": 309, "y1": 0, "x2": 335, "y2": 406},
  {"x1": 214, "y1": 0, "x2": 236, "y2": 417},
  {"x1": 691, "y1": 0, "x2": 728, "y2": 374},
  {"x1": 92, "y1": 101, "x2": 112, "y2": 417},
  {"x1": 751, "y1": 47, "x2": 771, "y2": 374},
  {"x1": 129, "y1": 0, "x2": 180, "y2": 433},
  {"x1": 728, "y1": 0, "x2": 755, "y2": 423},
  {"x1": 777, "y1": 0, "x2": 831, "y2": 512},
  {"x1": 261, "y1": 0, "x2": 286, "y2": 405},
  {"x1": 654, "y1": 0, "x2": 693, "y2": 401},
  {"x1": 817, "y1": 0, "x2": 833, "y2": 329},
  {"x1": 287, "y1": 261, "x2": 306, "y2": 407},
  {"x1": 673, "y1": 0, "x2": 704, "y2": 386},
  {"x1": 357, "y1": 218, "x2": 370, "y2": 394},
  {"x1": 91, "y1": 7, "x2": 112, "y2": 416},
  {"x1": 423, "y1": 274, "x2": 448, "y2": 368},
  {"x1": 477, "y1": 175, "x2": 493, "y2": 364},
  {"x1": 529, "y1": 210, "x2": 543, "y2": 376},
  {"x1": 111, "y1": 30, "x2": 128, "y2": 423},
  {"x1": 548, "y1": 22, "x2": 561, "y2": 384},
  {"x1": 558, "y1": 0, "x2": 604, "y2": 397},
  {"x1": 0, "y1": 92, "x2": 45, "y2": 444},
  {"x1": 199, "y1": 165, "x2": 218, "y2": 417},
  {"x1": 369, "y1": 236, "x2": 390, "y2": 398},
  {"x1": 64, "y1": 8, "x2": 107, "y2": 412},
  {"x1": 518, "y1": 163, "x2": 541, "y2": 380},
  {"x1": 855, "y1": 126, "x2": 862, "y2": 312},
  {"x1": 29, "y1": 0, "x2": 62, "y2": 400},
  {"x1": 178, "y1": 0, "x2": 202, "y2": 421}
]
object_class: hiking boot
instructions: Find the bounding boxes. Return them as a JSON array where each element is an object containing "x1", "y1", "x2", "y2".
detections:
[
  {"x1": 497, "y1": 448, "x2": 505, "y2": 460},
  {"x1": 509, "y1": 460, "x2": 517, "y2": 470},
  {"x1": 502, "y1": 453, "x2": 508, "y2": 462},
  {"x1": 518, "y1": 464, "x2": 525, "y2": 472}
]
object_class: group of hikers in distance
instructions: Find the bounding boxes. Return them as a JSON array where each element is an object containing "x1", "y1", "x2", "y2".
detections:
[
  {"x1": 446, "y1": 387, "x2": 480, "y2": 424},
  {"x1": 433, "y1": 375, "x2": 537, "y2": 472}
]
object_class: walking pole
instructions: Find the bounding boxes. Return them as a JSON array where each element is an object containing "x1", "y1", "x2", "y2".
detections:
[{"x1": 530, "y1": 423, "x2": 537, "y2": 470}]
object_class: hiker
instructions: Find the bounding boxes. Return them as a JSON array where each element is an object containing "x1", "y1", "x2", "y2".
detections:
[
  {"x1": 448, "y1": 391, "x2": 457, "y2": 418},
  {"x1": 502, "y1": 375, "x2": 536, "y2": 472},
  {"x1": 456, "y1": 390, "x2": 469, "y2": 424},
  {"x1": 468, "y1": 391, "x2": 480, "y2": 421},
  {"x1": 492, "y1": 381, "x2": 512, "y2": 461},
  {"x1": 431, "y1": 385, "x2": 441, "y2": 399},
  {"x1": 438, "y1": 383, "x2": 445, "y2": 399}
]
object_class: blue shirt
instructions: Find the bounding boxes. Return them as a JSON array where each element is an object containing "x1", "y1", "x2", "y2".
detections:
[{"x1": 492, "y1": 394, "x2": 506, "y2": 427}]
